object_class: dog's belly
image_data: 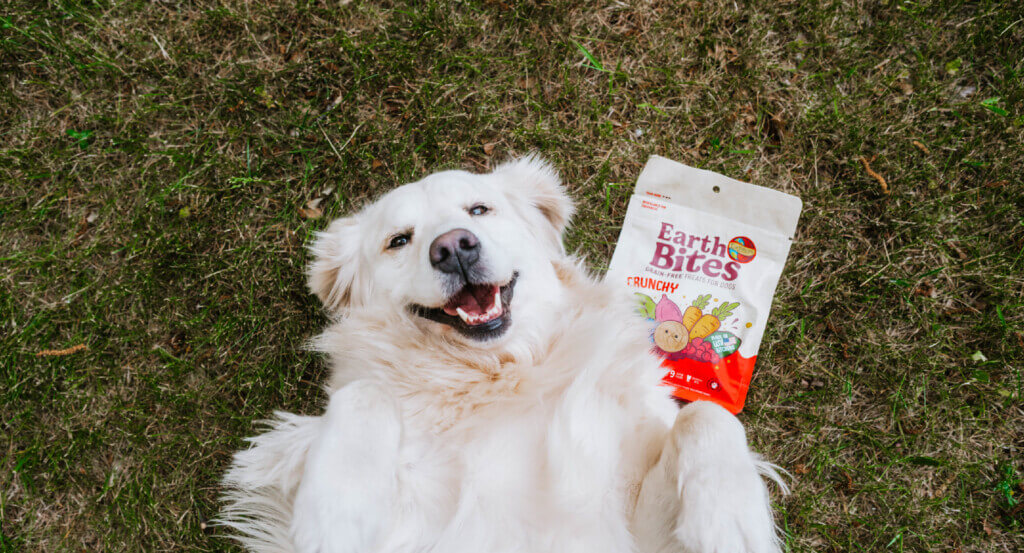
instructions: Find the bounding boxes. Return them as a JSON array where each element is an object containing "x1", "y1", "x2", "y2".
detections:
[{"x1": 385, "y1": 392, "x2": 641, "y2": 553}]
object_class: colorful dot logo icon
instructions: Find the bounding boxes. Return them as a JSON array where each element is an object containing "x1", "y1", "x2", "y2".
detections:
[{"x1": 727, "y1": 236, "x2": 757, "y2": 263}]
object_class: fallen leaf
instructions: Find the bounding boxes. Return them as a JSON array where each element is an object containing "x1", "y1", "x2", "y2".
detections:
[
  {"x1": 73, "y1": 215, "x2": 89, "y2": 240},
  {"x1": 913, "y1": 279, "x2": 936, "y2": 298},
  {"x1": 954, "y1": 85, "x2": 976, "y2": 98},
  {"x1": 482, "y1": 142, "x2": 496, "y2": 156},
  {"x1": 298, "y1": 205, "x2": 322, "y2": 219},
  {"x1": 947, "y1": 242, "x2": 968, "y2": 260},
  {"x1": 794, "y1": 463, "x2": 809, "y2": 475},
  {"x1": 801, "y1": 379, "x2": 825, "y2": 390},
  {"x1": 371, "y1": 158, "x2": 384, "y2": 169},
  {"x1": 516, "y1": 76, "x2": 537, "y2": 89},
  {"x1": 839, "y1": 470, "x2": 855, "y2": 492}
]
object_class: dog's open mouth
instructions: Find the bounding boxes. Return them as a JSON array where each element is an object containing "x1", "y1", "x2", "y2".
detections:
[{"x1": 411, "y1": 273, "x2": 517, "y2": 341}]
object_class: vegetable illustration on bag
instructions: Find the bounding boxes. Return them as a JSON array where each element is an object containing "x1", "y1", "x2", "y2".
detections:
[
  {"x1": 647, "y1": 293, "x2": 740, "y2": 365},
  {"x1": 608, "y1": 156, "x2": 802, "y2": 413}
]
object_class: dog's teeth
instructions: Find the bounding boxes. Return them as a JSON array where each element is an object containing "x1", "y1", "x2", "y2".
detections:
[{"x1": 457, "y1": 296, "x2": 504, "y2": 326}]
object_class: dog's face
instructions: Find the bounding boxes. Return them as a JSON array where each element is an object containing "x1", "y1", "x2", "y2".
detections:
[{"x1": 308, "y1": 156, "x2": 574, "y2": 344}]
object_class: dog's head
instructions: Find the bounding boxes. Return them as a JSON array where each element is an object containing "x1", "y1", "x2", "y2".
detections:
[{"x1": 308, "y1": 156, "x2": 574, "y2": 344}]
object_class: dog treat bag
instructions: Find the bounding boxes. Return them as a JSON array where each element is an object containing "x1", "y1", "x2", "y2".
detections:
[{"x1": 607, "y1": 156, "x2": 802, "y2": 413}]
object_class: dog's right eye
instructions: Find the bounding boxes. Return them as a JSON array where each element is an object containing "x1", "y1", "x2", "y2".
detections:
[{"x1": 387, "y1": 233, "x2": 411, "y2": 250}]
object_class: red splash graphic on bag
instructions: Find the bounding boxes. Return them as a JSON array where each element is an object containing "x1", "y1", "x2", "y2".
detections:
[{"x1": 635, "y1": 292, "x2": 752, "y2": 413}]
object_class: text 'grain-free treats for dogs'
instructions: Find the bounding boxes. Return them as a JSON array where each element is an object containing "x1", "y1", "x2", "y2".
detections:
[{"x1": 607, "y1": 156, "x2": 802, "y2": 413}]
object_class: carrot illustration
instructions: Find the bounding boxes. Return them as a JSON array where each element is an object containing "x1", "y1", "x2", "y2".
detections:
[
  {"x1": 689, "y1": 301, "x2": 738, "y2": 340},
  {"x1": 689, "y1": 315, "x2": 719, "y2": 340},
  {"x1": 682, "y1": 294, "x2": 711, "y2": 330}
]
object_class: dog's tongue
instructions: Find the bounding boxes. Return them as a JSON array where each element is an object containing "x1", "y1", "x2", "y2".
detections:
[{"x1": 443, "y1": 283, "x2": 499, "y2": 318}]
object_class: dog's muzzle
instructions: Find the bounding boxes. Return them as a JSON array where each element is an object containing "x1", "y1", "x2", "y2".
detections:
[
  {"x1": 411, "y1": 229, "x2": 516, "y2": 342},
  {"x1": 410, "y1": 228, "x2": 517, "y2": 341},
  {"x1": 409, "y1": 273, "x2": 517, "y2": 341}
]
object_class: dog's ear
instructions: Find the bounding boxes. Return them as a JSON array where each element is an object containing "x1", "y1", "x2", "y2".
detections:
[
  {"x1": 493, "y1": 155, "x2": 575, "y2": 236},
  {"x1": 307, "y1": 216, "x2": 362, "y2": 312}
]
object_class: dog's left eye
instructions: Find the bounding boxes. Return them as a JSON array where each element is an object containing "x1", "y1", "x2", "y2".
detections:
[
  {"x1": 387, "y1": 233, "x2": 411, "y2": 249},
  {"x1": 468, "y1": 204, "x2": 489, "y2": 216}
]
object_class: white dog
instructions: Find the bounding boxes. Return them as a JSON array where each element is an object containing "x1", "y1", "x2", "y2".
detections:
[{"x1": 220, "y1": 156, "x2": 786, "y2": 553}]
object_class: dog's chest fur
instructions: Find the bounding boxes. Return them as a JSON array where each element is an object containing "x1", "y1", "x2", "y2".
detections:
[
  {"x1": 312, "y1": 266, "x2": 676, "y2": 544},
  {"x1": 319, "y1": 265, "x2": 662, "y2": 433}
]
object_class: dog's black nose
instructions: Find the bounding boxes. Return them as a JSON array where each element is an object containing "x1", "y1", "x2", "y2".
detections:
[{"x1": 429, "y1": 228, "x2": 480, "y2": 275}]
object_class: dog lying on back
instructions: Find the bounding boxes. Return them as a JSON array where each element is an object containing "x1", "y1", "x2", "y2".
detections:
[{"x1": 220, "y1": 156, "x2": 786, "y2": 553}]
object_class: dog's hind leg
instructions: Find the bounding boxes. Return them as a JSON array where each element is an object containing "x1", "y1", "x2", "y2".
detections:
[
  {"x1": 220, "y1": 412, "x2": 324, "y2": 553},
  {"x1": 289, "y1": 380, "x2": 404, "y2": 553},
  {"x1": 632, "y1": 401, "x2": 787, "y2": 553}
]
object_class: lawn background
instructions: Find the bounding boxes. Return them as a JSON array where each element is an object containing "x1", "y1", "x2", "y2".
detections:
[{"x1": 2, "y1": 0, "x2": 1022, "y2": 551}]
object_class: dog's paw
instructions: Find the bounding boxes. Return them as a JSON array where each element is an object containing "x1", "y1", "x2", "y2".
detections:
[{"x1": 670, "y1": 402, "x2": 784, "y2": 553}]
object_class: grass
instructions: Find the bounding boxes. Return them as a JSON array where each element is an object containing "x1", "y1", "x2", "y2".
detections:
[{"x1": 1, "y1": 0, "x2": 1022, "y2": 551}]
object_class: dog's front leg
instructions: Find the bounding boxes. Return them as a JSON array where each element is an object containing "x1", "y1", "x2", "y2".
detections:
[
  {"x1": 632, "y1": 401, "x2": 785, "y2": 553},
  {"x1": 291, "y1": 380, "x2": 402, "y2": 553}
]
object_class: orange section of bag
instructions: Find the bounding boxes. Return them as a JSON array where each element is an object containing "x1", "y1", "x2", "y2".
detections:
[{"x1": 659, "y1": 352, "x2": 756, "y2": 414}]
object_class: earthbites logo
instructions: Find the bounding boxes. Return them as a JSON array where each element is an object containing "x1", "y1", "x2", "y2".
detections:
[{"x1": 649, "y1": 223, "x2": 749, "y2": 281}]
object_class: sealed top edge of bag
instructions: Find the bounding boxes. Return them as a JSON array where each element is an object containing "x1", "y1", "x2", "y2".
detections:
[{"x1": 635, "y1": 155, "x2": 803, "y2": 240}]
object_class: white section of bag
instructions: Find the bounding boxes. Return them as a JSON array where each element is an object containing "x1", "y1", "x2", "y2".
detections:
[{"x1": 635, "y1": 155, "x2": 802, "y2": 239}]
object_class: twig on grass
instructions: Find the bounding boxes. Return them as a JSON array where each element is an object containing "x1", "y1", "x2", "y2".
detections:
[
  {"x1": 36, "y1": 344, "x2": 88, "y2": 357},
  {"x1": 860, "y1": 156, "x2": 889, "y2": 195},
  {"x1": 319, "y1": 121, "x2": 364, "y2": 163},
  {"x1": 151, "y1": 34, "x2": 172, "y2": 63},
  {"x1": 312, "y1": 94, "x2": 344, "y2": 125}
]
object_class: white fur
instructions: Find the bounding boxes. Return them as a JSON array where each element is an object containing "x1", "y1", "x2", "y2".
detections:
[{"x1": 219, "y1": 156, "x2": 787, "y2": 552}]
